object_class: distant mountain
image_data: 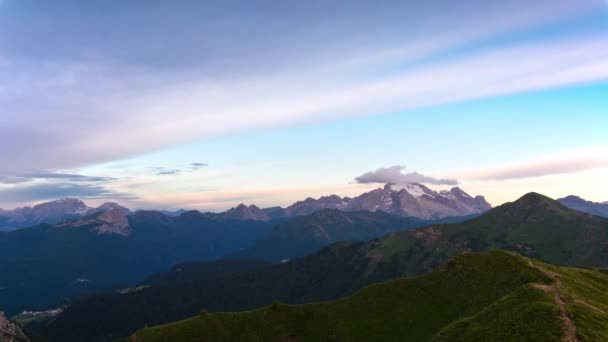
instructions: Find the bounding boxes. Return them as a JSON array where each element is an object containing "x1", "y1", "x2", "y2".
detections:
[
  {"x1": 37, "y1": 192, "x2": 608, "y2": 341},
  {"x1": 159, "y1": 209, "x2": 187, "y2": 217},
  {"x1": 233, "y1": 209, "x2": 477, "y2": 262},
  {"x1": 0, "y1": 210, "x2": 277, "y2": 316},
  {"x1": 0, "y1": 199, "x2": 131, "y2": 231},
  {"x1": 218, "y1": 204, "x2": 271, "y2": 222},
  {"x1": 278, "y1": 183, "x2": 491, "y2": 220},
  {"x1": 558, "y1": 195, "x2": 608, "y2": 218},
  {"x1": 0, "y1": 184, "x2": 489, "y2": 230},
  {"x1": 124, "y1": 250, "x2": 608, "y2": 342}
]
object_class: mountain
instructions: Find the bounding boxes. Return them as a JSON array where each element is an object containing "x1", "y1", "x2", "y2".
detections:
[
  {"x1": 558, "y1": 195, "x2": 608, "y2": 218},
  {"x1": 0, "y1": 184, "x2": 488, "y2": 230},
  {"x1": 233, "y1": 209, "x2": 475, "y2": 262},
  {"x1": 124, "y1": 251, "x2": 608, "y2": 341},
  {"x1": 0, "y1": 210, "x2": 277, "y2": 316},
  {"x1": 218, "y1": 204, "x2": 271, "y2": 222},
  {"x1": 34, "y1": 192, "x2": 608, "y2": 341},
  {"x1": 0, "y1": 199, "x2": 131, "y2": 231},
  {"x1": 159, "y1": 209, "x2": 187, "y2": 217},
  {"x1": 279, "y1": 183, "x2": 491, "y2": 220}
]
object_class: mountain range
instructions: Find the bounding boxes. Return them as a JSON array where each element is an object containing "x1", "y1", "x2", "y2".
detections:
[
  {"x1": 4, "y1": 187, "x2": 605, "y2": 233},
  {"x1": 0, "y1": 199, "x2": 130, "y2": 232},
  {"x1": 558, "y1": 195, "x2": 608, "y2": 218},
  {"x1": 0, "y1": 183, "x2": 490, "y2": 232},
  {"x1": 33, "y1": 192, "x2": 608, "y2": 341},
  {"x1": 0, "y1": 209, "x2": 278, "y2": 316},
  {"x1": 276, "y1": 183, "x2": 491, "y2": 219}
]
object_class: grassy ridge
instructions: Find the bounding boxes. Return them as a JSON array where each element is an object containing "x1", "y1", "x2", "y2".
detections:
[{"x1": 126, "y1": 250, "x2": 600, "y2": 342}]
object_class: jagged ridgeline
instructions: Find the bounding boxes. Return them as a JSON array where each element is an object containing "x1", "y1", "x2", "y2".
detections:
[{"x1": 35, "y1": 193, "x2": 608, "y2": 341}]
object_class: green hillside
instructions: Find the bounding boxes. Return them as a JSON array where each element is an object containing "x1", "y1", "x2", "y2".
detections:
[
  {"x1": 360, "y1": 192, "x2": 608, "y2": 278},
  {"x1": 233, "y1": 209, "x2": 427, "y2": 262},
  {"x1": 122, "y1": 250, "x2": 608, "y2": 341}
]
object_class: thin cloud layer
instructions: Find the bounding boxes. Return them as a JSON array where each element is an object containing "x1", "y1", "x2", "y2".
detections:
[
  {"x1": 355, "y1": 166, "x2": 458, "y2": 186},
  {"x1": 0, "y1": 183, "x2": 137, "y2": 203},
  {"x1": 0, "y1": 0, "x2": 605, "y2": 171},
  {"x1": 0, "y1": 171, "x2": 115, "y2": 184},
  {"x1": 460, "y1": 147, "x2": 608, "y2": 181}
]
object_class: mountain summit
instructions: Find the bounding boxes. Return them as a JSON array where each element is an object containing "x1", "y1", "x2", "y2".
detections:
[
  {"x1": 282, "y1": 183, "x2": 490, "y2": 220},
  {"x1": 220, "y1": 204, "x2": 271, "y2": 222}
]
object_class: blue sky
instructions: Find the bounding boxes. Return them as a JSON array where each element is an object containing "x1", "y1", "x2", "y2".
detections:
[{"x1": 0, "y1": 0, "x2": 607, "y2": 210}]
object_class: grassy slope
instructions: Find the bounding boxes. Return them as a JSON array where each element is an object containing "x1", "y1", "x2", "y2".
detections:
[
  {"x1": 361, "y1": 192, "x2": 608, "y2": 279},
  {"x1": 124, "y1": 250, "x2": 608, "y2": 342}
]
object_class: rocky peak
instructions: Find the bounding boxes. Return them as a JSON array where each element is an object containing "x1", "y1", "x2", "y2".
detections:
[
  {"x1": 93, "y1": 208, "x2": 131, "y2": 235},
  {"x1": 33, "y1": 198, "x2": 89, "y2": 214},
  {"x1": 87, "y1": 202, "x2": 131, "y2": 216},
  {"x1": 0, "y1": 198, "x2": 133, "y2": 231},
  {"x1": 0, "y1": 312, "x2": 29, "y2": 342},
  {"x1": 58, "y1": 208, "x2": 132, "y2": 236},
  {"x1": 223, "y1": 204, "x2": 270, "y2": 222},
  {"x1": 278, "y1": 183, "x2": 491, "y2": 220}
]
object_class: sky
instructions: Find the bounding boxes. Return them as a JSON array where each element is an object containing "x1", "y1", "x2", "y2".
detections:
[{"x1": 0, "y1": 0, "x2": 607, "y2": 211}]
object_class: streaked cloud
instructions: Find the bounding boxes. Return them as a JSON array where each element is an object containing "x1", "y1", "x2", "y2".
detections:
[
  {"x1": 0, "y1": 171, "x2": 115, "y2": 184},
  {"x1": 0, "y1": 1, "x2": 605, "y2": 171},
  {"x1": 355, "y1": 165, "x2": 458, "y2": 185},
  {"x1": 191, "y1": 163, "x2": 208, "y2": 171},
  {"x1": 0, "y1": 182, "x2": 137, "y2": 203},
  {"x1": 148, "y1": 167, "x2": 182, "y2": 176},
  {"x1": 458, "y1": 146, "x2": 608, "y2": 181}
]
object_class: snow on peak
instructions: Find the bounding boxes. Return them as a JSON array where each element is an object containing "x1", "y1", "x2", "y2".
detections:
[{"x1": 404, "y1": 183, "x2": 433, "y2": 198}]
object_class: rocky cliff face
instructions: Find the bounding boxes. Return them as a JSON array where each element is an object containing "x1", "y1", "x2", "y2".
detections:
[
  {"x1": 58, "y1": 208, "x2": 132, "y2": 236},
  {"x1": 0, "y1": 312, "x2": 29, "y2": 342},
  {"x1": 280, "y1": 183, "x2": 491, "y2": 220}
]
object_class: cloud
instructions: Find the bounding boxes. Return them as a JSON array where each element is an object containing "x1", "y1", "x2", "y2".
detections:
[
  {"x1": 0, "y1": 183, "x2": 137, "y2": 203},
  {"x1": 191, "y1": 162, "x2": 208, "y2": 171},
  {"x1": 0, "y1": 1, "x2": 604, "y2": 171},
  {"x1": 0, "y1": 171, "x2": 115, "y2": 184},
  {"x1": 156, "y1": 169, "x2": 181, "y2": 176},
  {"x1": 147, "y1": 167, "x2": 182, "y2": 176},
  {"x1": 354, "y1": 166, "x2": 458, "y2": 185},
  {"x1": 459, "y1": 146, "x2": 608, "y2": 181}
]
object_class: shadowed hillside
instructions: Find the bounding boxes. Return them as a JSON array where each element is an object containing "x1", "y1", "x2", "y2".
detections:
[{"x1": 123, "y1": 250, "x2": 608, "y2": 341}]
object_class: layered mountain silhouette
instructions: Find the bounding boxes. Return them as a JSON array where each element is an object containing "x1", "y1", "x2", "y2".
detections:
[
  {"x1": 0, "y1": 199, "x2": 130, "y2": 232},
  {"x1": 35, "y1": 192, "x2": 608, "y2": 341},
  {"x1": 233, "y1": 209, "x2": 479, "y2": 262},
  {"x1": 276, "y1": 183, "x2": 491, "y2": 219},
  {"x1": 558, "y1": 195, "x2": 608, "y2": 218},
  {"x1": 0, "y1": 209, "x2": 277, "y2": 316},
  {"x1": 0, "y1": 183, "x2": 490, "y2": 232}
]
